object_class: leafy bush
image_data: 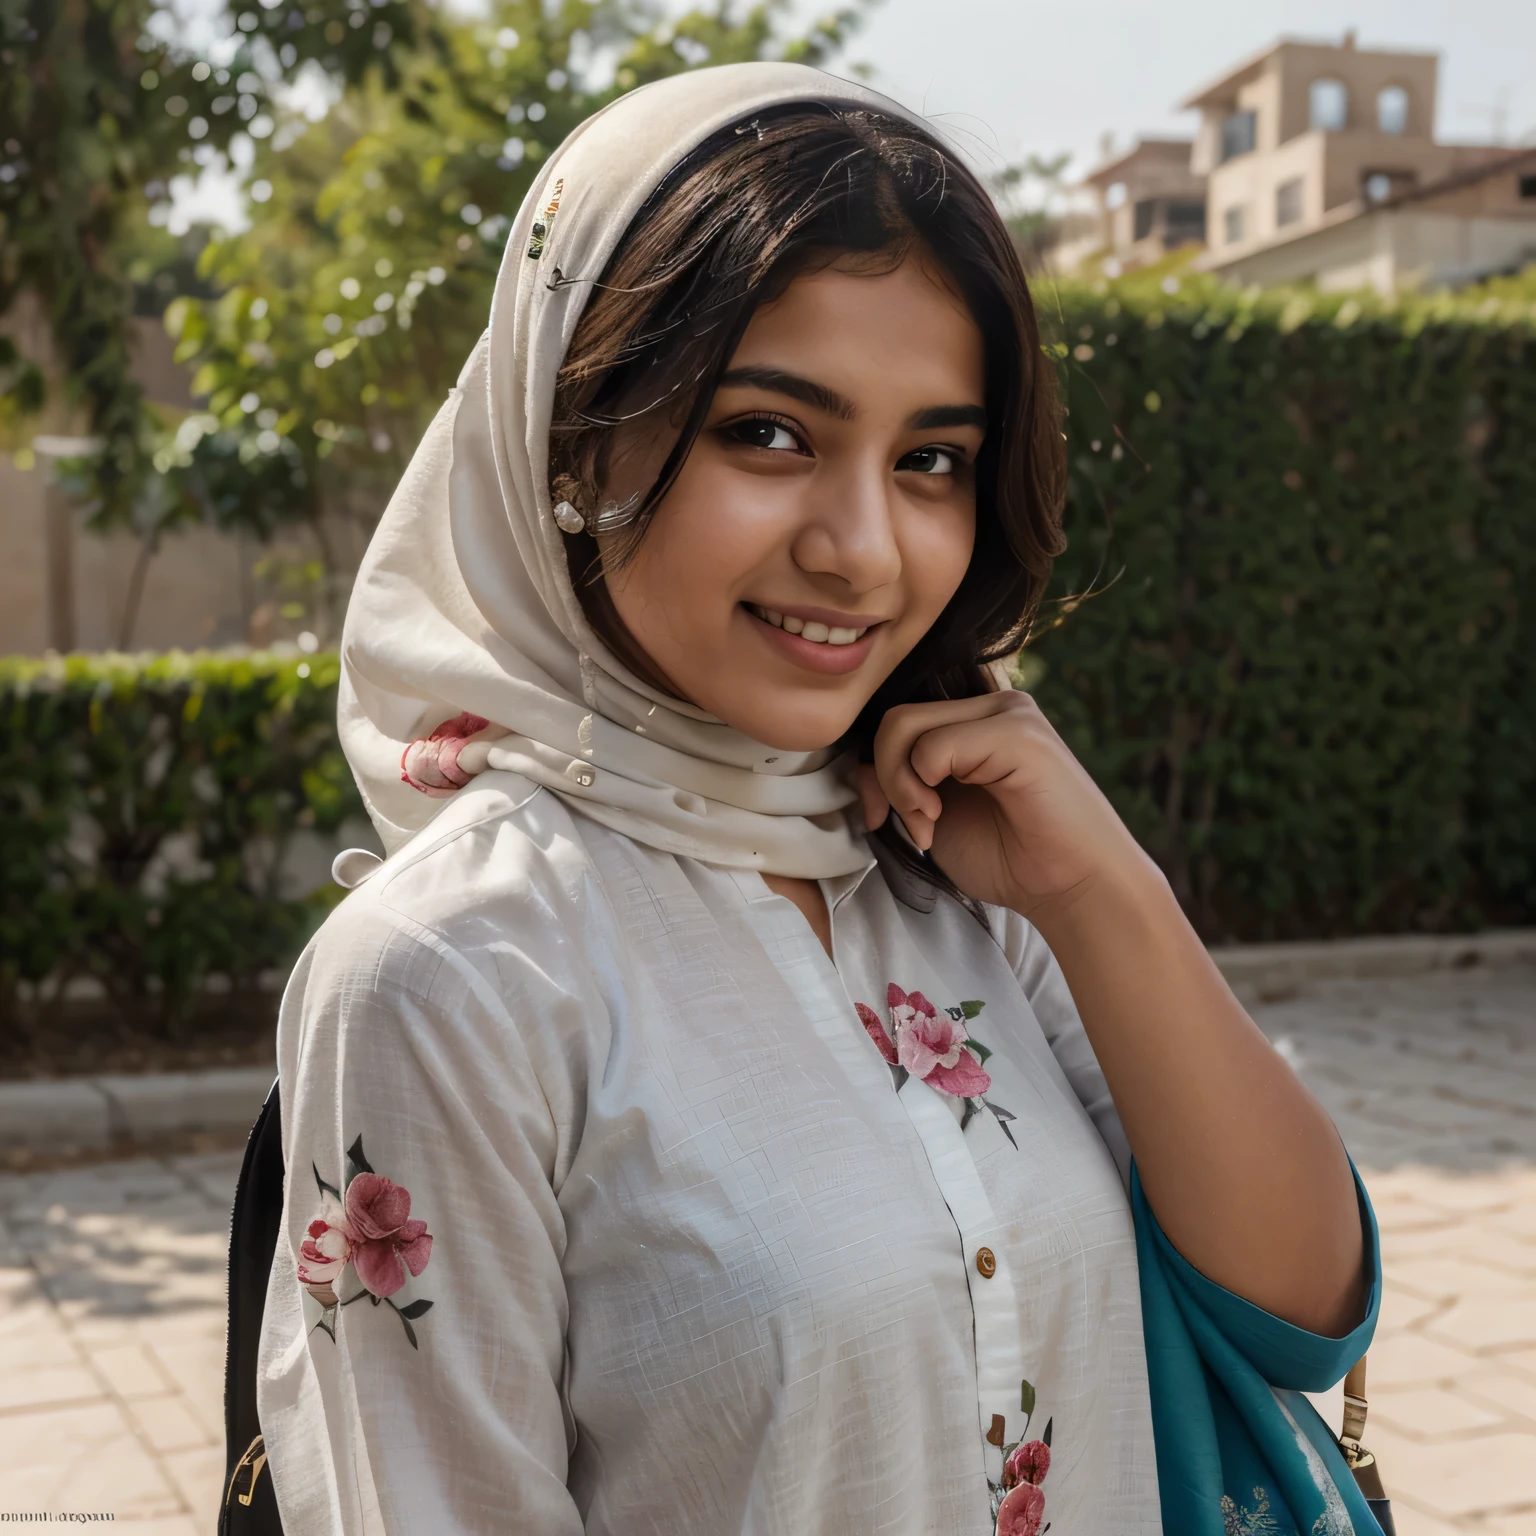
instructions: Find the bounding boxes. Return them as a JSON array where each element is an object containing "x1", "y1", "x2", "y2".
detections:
[
  {"x1": 0, "y1": 651, "x2": 361, "y2": 1034},
  {"x1": 1031, "y1": 274, "x2": 1536, "y2": 940}
]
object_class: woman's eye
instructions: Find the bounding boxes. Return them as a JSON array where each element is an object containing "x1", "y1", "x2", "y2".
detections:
[
  {"x1": 724, "y1": 418, "x2": 802, "y2": 452},
  {"x1": 899, "y1": 445, "x2": 959, "y2": 476}
]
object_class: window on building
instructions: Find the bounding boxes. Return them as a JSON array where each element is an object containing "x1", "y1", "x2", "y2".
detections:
[
  {"x1": 1105, "y1": 180, "x2": 1127, "y2": 210},
  {"x1": 1377, "y1": 85, "x2": 1409, "y2": 135},
  {"x1": 1275, "y1": 177, "x2": 1304, "y2": 227},
  {"x1": 1133, "y1": 199, "x2": 1157, "y2": 242},
  {"x1": 1224, "y1": 205, "x2": 1247, "y2": 245},
  {"x1": 1220, "y1": 110, "x2": 1257, "y2": 162},
  {"x1": 1363, "y1": 172, "x2": 1393, "y2": 204},
  {"x1": 1165, "y1": 200, "x2": 1207, "y2": 243},
  {"x1": 1309, "y1": 77, "x2": 1349, "y2": 132},
  {"x1": 1519, "y1": 174, "x2": 1536, "y2": 200}
]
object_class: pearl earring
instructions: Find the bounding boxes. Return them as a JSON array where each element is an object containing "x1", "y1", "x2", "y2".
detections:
[{"x1": 553, "y1": 500, "x2": 586, "y2": 535}]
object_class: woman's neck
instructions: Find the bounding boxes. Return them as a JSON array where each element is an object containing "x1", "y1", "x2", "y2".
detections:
[{"x1": 761, "y1": 873, "x2": 833, "y2": 958}]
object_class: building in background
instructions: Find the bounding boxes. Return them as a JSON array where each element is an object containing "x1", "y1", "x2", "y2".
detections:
[
  {"x1": 1067, "y1": 139, "x2": 1207, "y2": 273},
  {"x1": 1061, "y1": 32, "x2": 1536, "y2": 292},
  {"x1": 1207, "y1": 146, "x2": 1536, "y2": 292},
  {"x1": 1186, "y1": 33, "x2": 1536, "y2": 290}
]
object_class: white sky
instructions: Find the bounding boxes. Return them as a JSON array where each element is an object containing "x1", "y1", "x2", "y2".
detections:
[
  {"x1": 828, "y1": 0, "x2": 1536, "y2": 183},
  {"x1": 168, "y1": 0, "x2": 1536, "y2": 232}
]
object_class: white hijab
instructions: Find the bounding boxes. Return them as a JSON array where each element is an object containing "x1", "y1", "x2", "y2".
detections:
[{"x1": 338, "y1": 63, "x2": 938, "y2": 876}]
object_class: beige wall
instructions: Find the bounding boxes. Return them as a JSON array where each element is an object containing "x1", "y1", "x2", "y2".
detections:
[
  {"x1": 1268, "y1": 42, "x2": 1438, "y2": 147},
  {"x1": 1, "y1": 457, "x2": 277, "y2": 654},
  {"x1": 0, "y1": 459, "x2": 55, "y2": 654},
  {"x1": 1, "y1": 304, "x2": 372, "y2": 657},
  {"x1": 1207, "y1": 132, "x2": 1328, "y2": 250},
  {"x1": 0, "y1": 460, "x2": 368, "y2": 654},
  {"x1": 1205, "y1": 137, "x2": 1518, "y2": 267},
  {"x1": 1211, "y1": 208, "x2": 1536, "y2": 294}
]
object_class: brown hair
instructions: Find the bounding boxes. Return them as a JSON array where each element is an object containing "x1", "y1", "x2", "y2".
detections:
[{"x1": 548, "y1": 103, "x2": 1066, "y2": 893}]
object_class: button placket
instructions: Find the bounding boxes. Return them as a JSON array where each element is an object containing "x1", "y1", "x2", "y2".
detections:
[
  {"x1": 737, "y1": 883, "x2": 1033, "y2": 1490},
  {"x1": 897, "y1": 1083, "x2": 1028, "y2": 1487}
]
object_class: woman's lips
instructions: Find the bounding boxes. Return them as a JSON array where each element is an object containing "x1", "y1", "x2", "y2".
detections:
[{"x1": 742, "y1": 603, "x2": 882, "y2": 675}]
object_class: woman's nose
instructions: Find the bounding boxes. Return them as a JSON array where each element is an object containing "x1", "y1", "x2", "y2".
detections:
[{"x1": 790, "y1": 456, "x2": 902, "y2": 594}]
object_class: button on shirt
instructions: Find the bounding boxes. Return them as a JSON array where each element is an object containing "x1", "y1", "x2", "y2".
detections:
[{"x1": 257, "y1": 773, "x2": 1160, "y2": 1535}]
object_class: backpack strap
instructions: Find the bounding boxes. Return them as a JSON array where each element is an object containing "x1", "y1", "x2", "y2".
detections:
[{"x1": 220, "y1": 1078, "x2": 287, "y2": 1535}]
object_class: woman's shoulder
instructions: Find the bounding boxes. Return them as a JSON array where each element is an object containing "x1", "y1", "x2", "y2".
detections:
[
  {"x1": 304, "y1": 771, "x2": 603, "y2": 987},
  {"x1": 277, "y1": 775, "x2": 600, "y2": 1174}
]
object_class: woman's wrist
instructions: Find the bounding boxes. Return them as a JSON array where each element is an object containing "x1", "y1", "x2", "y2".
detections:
[{"x1": 1020, "y1": 842, "x2": 1175, "y2": 953}]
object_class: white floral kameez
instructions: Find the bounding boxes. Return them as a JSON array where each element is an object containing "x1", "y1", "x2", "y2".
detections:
[{"x1": 258, "y1": 778, "x2": 1159, "y2": 1534}]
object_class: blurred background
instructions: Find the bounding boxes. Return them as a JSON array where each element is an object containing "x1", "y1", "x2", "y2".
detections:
[{"x1": 1, "y1": 1, "x2": 1534, "y2": 1530}]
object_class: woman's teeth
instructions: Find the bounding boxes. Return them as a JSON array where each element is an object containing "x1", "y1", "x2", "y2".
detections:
[{"x1": 750, "y1": 606, "x2": 869, "y2": 646}]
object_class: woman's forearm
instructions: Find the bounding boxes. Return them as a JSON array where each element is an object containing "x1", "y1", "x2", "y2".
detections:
[{"x1": 1029, "y1": 855, "x2": 1366, "y2": 1337}]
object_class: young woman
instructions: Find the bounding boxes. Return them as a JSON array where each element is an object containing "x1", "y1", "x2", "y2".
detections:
[{"x1": 257, "y1": 63, "x2": 1380, "y2": 1536}]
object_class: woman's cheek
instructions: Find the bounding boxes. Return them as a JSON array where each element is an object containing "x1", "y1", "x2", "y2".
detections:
[
  {"x1": 614, "y1": 473, "x2": 771, "y2": 642},
  {"x1": 902, "y1": 496, "x2": 976, "y2": 621},
  {"x1": 667, "y1": 469, "x2": 796, "y2": 590}
]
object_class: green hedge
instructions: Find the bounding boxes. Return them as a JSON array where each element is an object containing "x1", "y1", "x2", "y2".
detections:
[
  {"x1": 0, "y1": 651, "x2": 361, "y2": 1031},
  {"x1": 1031, "y1": 274, "x2": 1536, "y2": 940}
]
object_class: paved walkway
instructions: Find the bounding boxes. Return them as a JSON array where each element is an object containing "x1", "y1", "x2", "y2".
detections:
[{"x1": 1, "y1": 964, "x2": 1533, "y2": 1532}]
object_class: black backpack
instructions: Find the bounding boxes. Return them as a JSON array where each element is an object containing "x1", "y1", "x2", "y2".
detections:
[{"x1": 220, "y1": 1080, "x2": 287, "y2": 1534}]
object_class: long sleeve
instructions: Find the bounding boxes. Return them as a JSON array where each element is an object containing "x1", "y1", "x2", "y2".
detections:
[
  {"x1": 256, "y1": 893, "x2": 588, "y2": 1536},
  {"x1": 997, "y1": 908, "x2": 1134, "y2": 1183}
]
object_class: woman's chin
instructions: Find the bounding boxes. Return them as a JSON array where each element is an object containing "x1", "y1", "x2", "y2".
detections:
[{"x1": 704, "y1": 687, "x2": 867, "y2": 755}]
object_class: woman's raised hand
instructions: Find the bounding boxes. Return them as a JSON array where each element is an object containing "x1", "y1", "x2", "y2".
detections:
[{"x1": 853, "y1": 690, "x2": 1160, "y2": 921}]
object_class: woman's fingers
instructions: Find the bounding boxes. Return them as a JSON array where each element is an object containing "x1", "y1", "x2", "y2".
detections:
[
  {"x1": 871, "y1": 721, "x2": 945, "y2": 849},
  {"x1": 871, "y1": 694, "x2": 1018, "y2": 850},
  {"x1": 851, "y1": 763, "x2": 891, "y2": 833},
  {"x1": 907, "y1": 696, "x2": 1051, "y2": 793}
]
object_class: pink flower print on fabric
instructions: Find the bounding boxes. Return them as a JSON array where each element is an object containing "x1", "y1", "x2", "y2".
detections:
[
  {"x1": 855, "y1": 1002, "x2": 898, "y2": 1064},
  {"x1": 300, "y1": 1136, "x2": 435, "y2": 1348},
  {"x1": 887, "y1": 983, "x2": 991, "y2": 1097},
  {"x1": 997, "y1": 1437, "x2": 1050, "y2": 1536},
  {"x1": 400, "y1": 711, "x2": 491, "y2": 798},
  {"x1": 345, "y1": 1172, "x2": 434, "y2": 1299},
  {"x1": 995, "y1": 1482, "x2": 1045, "y2": 1536},
  {"x1": 1002, "y1": 1440, "x2": 1050, "y2": 1491},
  {"x1": 853, "y1": 986, "x2": 1018, "y2": 1144},
  {"x1": 297, "y1": 1190, "x2": 352, "y2": 1308}
]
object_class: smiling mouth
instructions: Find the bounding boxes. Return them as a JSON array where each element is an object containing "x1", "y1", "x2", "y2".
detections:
[{"x1": 745, "y1": 603, "x2": 873, "y2": 647}]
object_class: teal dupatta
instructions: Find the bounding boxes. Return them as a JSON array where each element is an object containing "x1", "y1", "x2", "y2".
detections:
[{"x1": 1132, "y1": 1165, "x2": 1386, "y2": 1536}]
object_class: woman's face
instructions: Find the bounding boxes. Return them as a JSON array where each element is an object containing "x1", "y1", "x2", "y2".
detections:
[{"x1": 599, "y1": 251, "x2": 986, "y2": 752}]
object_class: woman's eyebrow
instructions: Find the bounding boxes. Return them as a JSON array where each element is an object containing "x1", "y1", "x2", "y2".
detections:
[
  {"x1": 717, "y1": 367, "x2": 856, "y2": 420},
  {"x1": 907, "y1": 403, "x2": 987, "y2": 431}
]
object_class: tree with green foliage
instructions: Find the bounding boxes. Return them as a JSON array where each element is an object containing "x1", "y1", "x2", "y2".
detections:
[
  {"x1": 988, "y1": 151, "x2": 1073, "y2": 265},
  {"x1": 0, "y1": 0, "x2": 422, "y2": 513}
]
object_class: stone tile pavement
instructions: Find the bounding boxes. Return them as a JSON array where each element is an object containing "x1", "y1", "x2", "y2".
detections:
[
  {"x1": 0, "y1": 1151, "x2": 239, "y2": 1530},
  {"x1": 0, "y1": 963, "x2": 1532, "y2": 1531},
  {"x1": 1256, "y1": 964, "x2": 1536, "y2": 1535}
]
